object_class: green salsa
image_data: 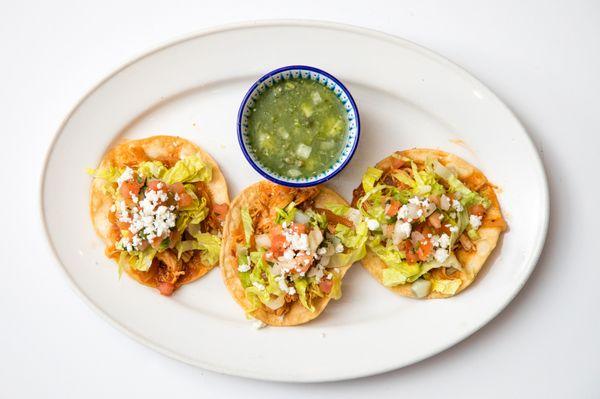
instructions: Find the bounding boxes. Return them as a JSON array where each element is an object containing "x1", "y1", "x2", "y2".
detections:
[{"x1": 246, "y1": 78, "x2": 348, "y2": 179}]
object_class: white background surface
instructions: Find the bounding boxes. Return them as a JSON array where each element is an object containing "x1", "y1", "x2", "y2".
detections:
[{"x1": 1, "y1": 0, "x2": 598, "y2": 397}]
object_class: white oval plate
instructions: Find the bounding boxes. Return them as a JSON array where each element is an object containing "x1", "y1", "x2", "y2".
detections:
[{"x1": 41, "y1": 20, "x2": 548, "y2": 382}]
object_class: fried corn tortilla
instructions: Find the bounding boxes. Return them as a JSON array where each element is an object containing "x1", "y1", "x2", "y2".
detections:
[
  {"x1": 90, "y1": 135, "x2": 229, "y2": 295},
  {"x1": 221, "y1": 182, "x2": 364, "y2": 326},
  {"x1": 353, "y1": 149, "x2": 506, "y2": 298}
]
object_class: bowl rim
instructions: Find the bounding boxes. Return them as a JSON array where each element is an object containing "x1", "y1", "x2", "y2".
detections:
[{"x1": 236, "y1": 64, "x2": 361, "y2": 187}]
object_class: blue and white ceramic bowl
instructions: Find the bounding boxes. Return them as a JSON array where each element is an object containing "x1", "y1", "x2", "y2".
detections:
[{"x1": 237, "y1": 65, "x2": 360, "y2": 187}]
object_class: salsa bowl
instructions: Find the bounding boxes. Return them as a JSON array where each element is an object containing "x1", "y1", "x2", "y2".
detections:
[{"x1": 237, "y1": 65, "x2": 360, "y2": 187}]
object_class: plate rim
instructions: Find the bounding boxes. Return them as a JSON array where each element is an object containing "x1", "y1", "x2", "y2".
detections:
[{"x1": 39, "y1": 19, "x2": 550, "y2": 382}]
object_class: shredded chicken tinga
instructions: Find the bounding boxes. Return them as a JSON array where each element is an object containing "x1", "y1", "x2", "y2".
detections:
[
  {"x1": 89, "y1": 136, "x2": 229, "y2": 295},
  {"x1": 220, "y1": 182, "x2": 368, "y2": 326},
  {"x1": 352, "y1": 149, "x2": 506, "y2": 298}
]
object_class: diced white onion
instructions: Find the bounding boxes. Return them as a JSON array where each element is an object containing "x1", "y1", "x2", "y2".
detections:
[
  {"x1": 407, "y1": 203, "x2": 421, "y2": 219},
  {"x1": 393, "y1": 221, "x2": 411, "y2": 245},
  {"x1": 443, "y1": 253, "x2": 463, "y2": 271},
  {"x1": 264, "y1": 295, "x2": 285, "y2": 310},
  {"x1": 411, "y1": 279, "x2": 432, "y2": 298},
  {"x1": 255, "y1": 234, "x2": 271, "y2": 249},
  {"x1": 294, "y1": 209, "x2": 310, "y2": 225},
  {"x1": 346, "y1": 208, "x2": 361, "y2": 225},
  {"x1": 433, "y1": 160, "x2": 453, "y2": 180},
  {"x1": 308, "y1": 229, "x2": 324, "y2": 253},
  {"x1": 440, "y1": 195, "x2": 451, "y2": 211}
]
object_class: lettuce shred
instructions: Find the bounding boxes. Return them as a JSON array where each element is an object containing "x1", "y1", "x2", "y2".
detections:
[
  {"x1": 241, "y1": 207, "x2": 254, "y2": 245},
  {"x1": 162, "y1": 155, "x2": 212, "y2": 184}
]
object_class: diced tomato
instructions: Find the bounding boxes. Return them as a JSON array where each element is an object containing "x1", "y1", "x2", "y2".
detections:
[
  {"x1": 213, "y1": 203, "x2": 229, "y2": 221},
  {"x1": 386, "y1": 199, "x2": 401, "y2": 216},
  {"x1": 270, "y1": 234, "x2": 287, "y2": 258},
  {"x1": 116, "y1": 220, "x2": 130, "y2": 230},
  {"x1": 177, "y1": 192, "x2": 193, "y2": 208},
  {"x1": 157, "y1": 282, "x2": 175, "y2": 296},
  {"x1": 291, "y1": 223, "x2": 307, "y2": 234},
  {"x1": 416, "y1": 240, "x2": 433, "y2": 261},
  {"x1": 469, "y1": 204, "x2": 486, "y2": 217},
  {"x1": 147, "y1": 180, "x2": 164, "y2": 191},
  {"x1": 319, "y1": 279, "x2": 333, "y2": 294},
  {"x1": 419, "y1": 225, "x2": 433, "y2": 237},
  {"x1": 169, "y1": 182, "x2": 186, "y2": 194},
  {"x1": 119, "y1": 180, "x2": 142, "y2": 199},
  {"x1": 403, "y1": 241, "x2": 418, "y2": 264}
]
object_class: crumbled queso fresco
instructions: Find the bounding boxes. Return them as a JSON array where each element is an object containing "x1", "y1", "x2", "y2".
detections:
[
  {"x1": 115, "y1": 169, "x2": 176, "y2": 252},
  {"x1": 387, "y1": 195, "x2": 481, "y2": 264},
  {"x1": 239, "y1": 221, "x2": 343, "y2": 294}
]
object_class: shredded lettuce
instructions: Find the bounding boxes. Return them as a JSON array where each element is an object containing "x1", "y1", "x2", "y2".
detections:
[
  {"x1": 467, "y1": 229, "x2": 480, "y2": 241},
  {"x1": 241, "y1": 207, "x2": 253, "y2": 245},
  {"x1": 197, "y1": 233, "x2": 221, "y2": 265},
  {"x1": 356, "y1": 185, "x2": 387, "y2": 220},
  {"x1": 306, "y1": 209, "x2": 327, "y2": 229},
  {"x1": 275, "y1": 201, "x2": 296, "y2": 225},
  {"x1": 431, "y1": 159, "x2": 490, "y2": 209},
  {"x1": 391, "y1": 170, "x2": 415, "y2": 188},
  {"x1": 328, "y1": 220, "x2": 368, "y2": 268},
  {"x1": 237, "y1": 252, "x2": 250, "y2": 268},
  {"x1": 431, "y1": 279, "x2": 462, "y2": 295},
  {"x1": 162, "y1": 155, "x2": 212, "y2": 184},
  {"x1": 406, "y1": 260, "x2": 444, "y2": 283},
  {"x1": 175, "y1": 232, "x2": 220, "y2": 265},
  {"x1": 293, "y1": 277, "x2": 314, "y2": 312},
  {"x1": 448, "y1": 175, "x2": 490, "y2": 209},
  {"x1": 454, "y1": 208, "x2": 471, "y2": 243},
  {"x1": 176, "y1": 240, "x2": 198, "y2": 258},
  {"x1": 362, "y1": 167, "x2": 383, "y2": 192},
  {"x1": 382, "y1": 268, "x2": 408, "y2": 286},
  {"x1": 368, "y1": 238, "x2": 420, "y2": 286},
  {"x1": 137, "y1": 161, "x2": 167, "y2": 179},
  {"x1": 334, "y1": 222, "x2": 367, "y2": 249},
  {"x1": 241, "y1": 250, "x2": 283, "y2": 311},
  {"x1": 370, "y1": 237, "x2": 460, "y2": 286},
  {"x1": 410, "y1": 160, "x2": 445, "y2": 196},
  {"x1": 176, "y1": 195, "x2": 209, "y2": 232},
  {"x1": 119, "y1": 247, "x2": 157, "y2": 272},
  {"x1": 326, "y1": 204, "x2": 351, "y2": 216},
  {"x1": 86, "y1": 166, "x2": 123, "y2": 183},
  {"x1": 329, "y1": 248, "x2": 363, "y2": 269},
  {"x1": 329, "y1": 272, "x2": 343, "y2": 300}
]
